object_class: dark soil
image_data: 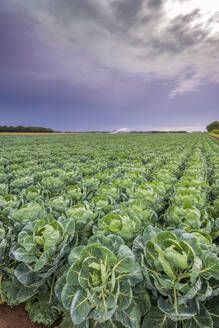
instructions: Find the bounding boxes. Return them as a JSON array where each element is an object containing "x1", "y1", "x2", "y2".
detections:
[{"x1": 0, "y1": 303, "x2": 62, "y2": 328}]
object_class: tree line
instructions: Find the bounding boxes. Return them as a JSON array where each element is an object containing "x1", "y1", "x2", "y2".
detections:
[
  {"x1": 206, "y1": 121, "x2": 219, "y2": 132},
  {"x1": 0, "y1": 125, "x2": 56, "y2": 133}
]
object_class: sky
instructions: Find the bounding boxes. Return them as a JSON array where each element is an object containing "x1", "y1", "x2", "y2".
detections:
[{"x1": 0, "y1": 0, "x2": 219, "y2": 131}]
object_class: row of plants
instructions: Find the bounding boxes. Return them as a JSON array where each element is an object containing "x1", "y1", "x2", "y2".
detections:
[
  {"x1": 143, "y1": 138, "x2": 219, "y2": 327},
  {"x1": 0, "y1": 133, "x2": 218, "y2": 327},
  {"x1": 203, "y1": 135, "x2": 219, "y2": 241},
  {"x1": 165, "y1": 145, "x2": 211, "y2": 231}
]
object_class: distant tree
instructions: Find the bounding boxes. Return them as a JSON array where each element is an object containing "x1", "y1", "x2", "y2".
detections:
[
  {"x1": 206, "y1": 121, "x2": 219, "y2": 132},
  {"x1": 0, "y1": 125, "x2": 56, "y2": 133}
]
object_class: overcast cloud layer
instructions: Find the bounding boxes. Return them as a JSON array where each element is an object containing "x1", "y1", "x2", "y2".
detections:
[{"x1": 0, "y1": 0, "x2": 218, "y2": 131}]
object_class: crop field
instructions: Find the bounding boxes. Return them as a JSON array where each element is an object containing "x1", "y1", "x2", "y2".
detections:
[{"x1": 0, "y1": 133, "x2": 218, "y2": 328}]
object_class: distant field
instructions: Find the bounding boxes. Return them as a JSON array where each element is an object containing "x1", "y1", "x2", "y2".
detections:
[
  {"x1": 0, "y1": 132, "x2": 89, "y2": 135},
  {"x1": 0, "y1": 132, "x2": 218, "y2": 328}
]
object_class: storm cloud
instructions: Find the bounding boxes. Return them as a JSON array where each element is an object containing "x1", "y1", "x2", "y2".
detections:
[{"x1": 0, "y1": 0, "x2": 218, "y2": 130}]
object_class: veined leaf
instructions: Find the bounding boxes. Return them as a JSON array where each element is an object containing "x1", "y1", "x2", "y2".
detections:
[
  {"x1": 205, "y1": 295, "x2": 219, "y2": 327},
  {"x1": 185, "y1": 305, "x2": 213, "y2": 328},
  {"x1": 14, "y1": 263, "x2": 41, "y2": 286},
  {"x1": 117, "y1": 281, "x2": 132, "y2": 310},
  {"x1": 114, "y1": 301, "x2": 141, "y2": 328},
  {"x1": 142, "y1": 306, "x2": 177, "y2": 328},
  {"x1": 158, "y1": 297, "x2": 197, "y2": 321},
  {"x1": 70, "y1": 290, "x2": 90, "y2": 325}
]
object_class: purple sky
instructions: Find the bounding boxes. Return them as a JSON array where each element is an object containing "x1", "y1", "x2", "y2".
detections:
[{"x1": 0, "y1": 0, "x2": 218, "y2": 131}]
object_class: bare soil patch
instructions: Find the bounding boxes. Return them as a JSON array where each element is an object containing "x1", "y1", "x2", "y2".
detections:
[{"x1": 0, "y1": 303, "x2": 61, "y2": 328}]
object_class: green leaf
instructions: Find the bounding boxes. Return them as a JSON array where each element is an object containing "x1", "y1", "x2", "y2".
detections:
[
  {"x1": 190, "y1": 256, "x2": 202, "y2": 284},
  {"x1": 68, "y1": 246, "x2": 85, "y2": 263},
  {"x1": 132, "y1": 235, "x2": 144, "y2": 262},
  {"x1": 55, "y1": 273, "x2": 67, "y2": 302},
  {"x1": 87, "y1": 280, "x2": 119, "y2": 311},
  {"x1": 133, "y1": 284, "x2": 151, "y2": 317},
  {"x1": 92, "y1": 229, "x2": 119, "y2": 245},
  {"x1": 42, "y1": 224, "x2": 61, "y2": 250},
  {"x1": 185, "y1": 305, "x2": 213, "y2": 328},
  {"x1": 205, "y1": 295, "x2": 219, "y2": 327},
  {"x1": 117, "y1": 281, "x2": 132, "y2": 311},
  {"x1": 142, "y1": 306, "x2": 177, "y2": 328},
  {"x1": 116, "y1": 245, "x2": 136, "y2": 273},
  {"x1": 56, "y1": 312, "x2": 75, "y2": 328},
  {"x1": 178, "y1": 278, "x2": 202, "y2": 305},
  {"x1": 33, "y1": 247, "x2": 56, "y2": 271},
  {"x1": 142, "y1": 225, "x2": 162, "y2": 243},
  {"x1": 92, "y1": 320, "x2": 116, "y2": 328},
  {"x1": 158, "y1": 297, "x2": 197, "y2": 321},
  {"x1": 107, "y1": 234, "x2": 126, "y2": 254},
  {"x1": 114, "y1": 301, "x2": 141, "y2": 328},
  {"x1": 201, "y1": 252, "x2": 219, "y2": 280},
  {"x1": 66, "y1": 260, "x2": 81, "y2": 286},
  {"x1": 25, "y1": 295, "x2": 61, "y2": 326},
  {"x1": 0, "y1": 275, "x2": 42, "y2": 306},
  {"x1": 208, "y1": 278, "x2": 219, "y2": 297},
  {"x1": 34, "y1": 218, "x2": 64, "y2": 251},
  {"x1": 62, "y1": 285, "x2": 79, "y2": 311},
  {"x1": 14, "y1": 263, "x2": 41, "y2": 286},
  {"x1": 17, "y1": 231, "x2": 35, "y2": 252},
  {"x1": 75, "y1": 321, "x2": 89, "y2": 328},
  {"x1": 80, "y1": 244, "x2": 117, "y2": 267},
  {"x1": 12, "y1": 245, "x2": 37, "y2": 264},
  {"x1": 70, "y1": 290, "x2": 90, "y2": 325},
  {"x1": 196, "y1": 279, "x2": 212, "y2": 301},
  {"x1": 89, "y1": 306, "x2": 115, "y2": 323}
]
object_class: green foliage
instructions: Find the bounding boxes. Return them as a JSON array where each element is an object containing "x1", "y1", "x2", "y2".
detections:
[
  {"x1": 0, "y1": 132, "x2": 218, "y2": 327},
  {"x1": 211, "y1": 129, "x2": 219, "y2": 135},
  {"x1": 11, "y1": 216, "x2": 75, "y2": 286},
  {"x1": 10, "y1": 203, "x2": 45, "y2": 224},
  {"x1": 56, "y1": 234, "x2": 143, "y2": 326},
  {"x1": 0, "y1": 125, "x2": 56, "y2": 133},
  {"x1": 133, "y1": 225, "x2": 219, "y2": 324},
  {"x1": 96, "y1": 213, "x2": 141, "y2": 241},
  {"x1": 25, "y1": 295, "x2": 61, "y2": 326},
  {"x1": 206, "y1": 121, "x2": 219, "y2": 132}
]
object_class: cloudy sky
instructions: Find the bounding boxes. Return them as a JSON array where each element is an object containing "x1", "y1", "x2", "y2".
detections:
[{"x1": 0, "y1": 0, "x2": 218, "y2": 131}]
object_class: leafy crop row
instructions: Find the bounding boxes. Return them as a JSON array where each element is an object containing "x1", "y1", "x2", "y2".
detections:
[{"x1": 0, "y1": 133, "x2": 218, "y2": 327}]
